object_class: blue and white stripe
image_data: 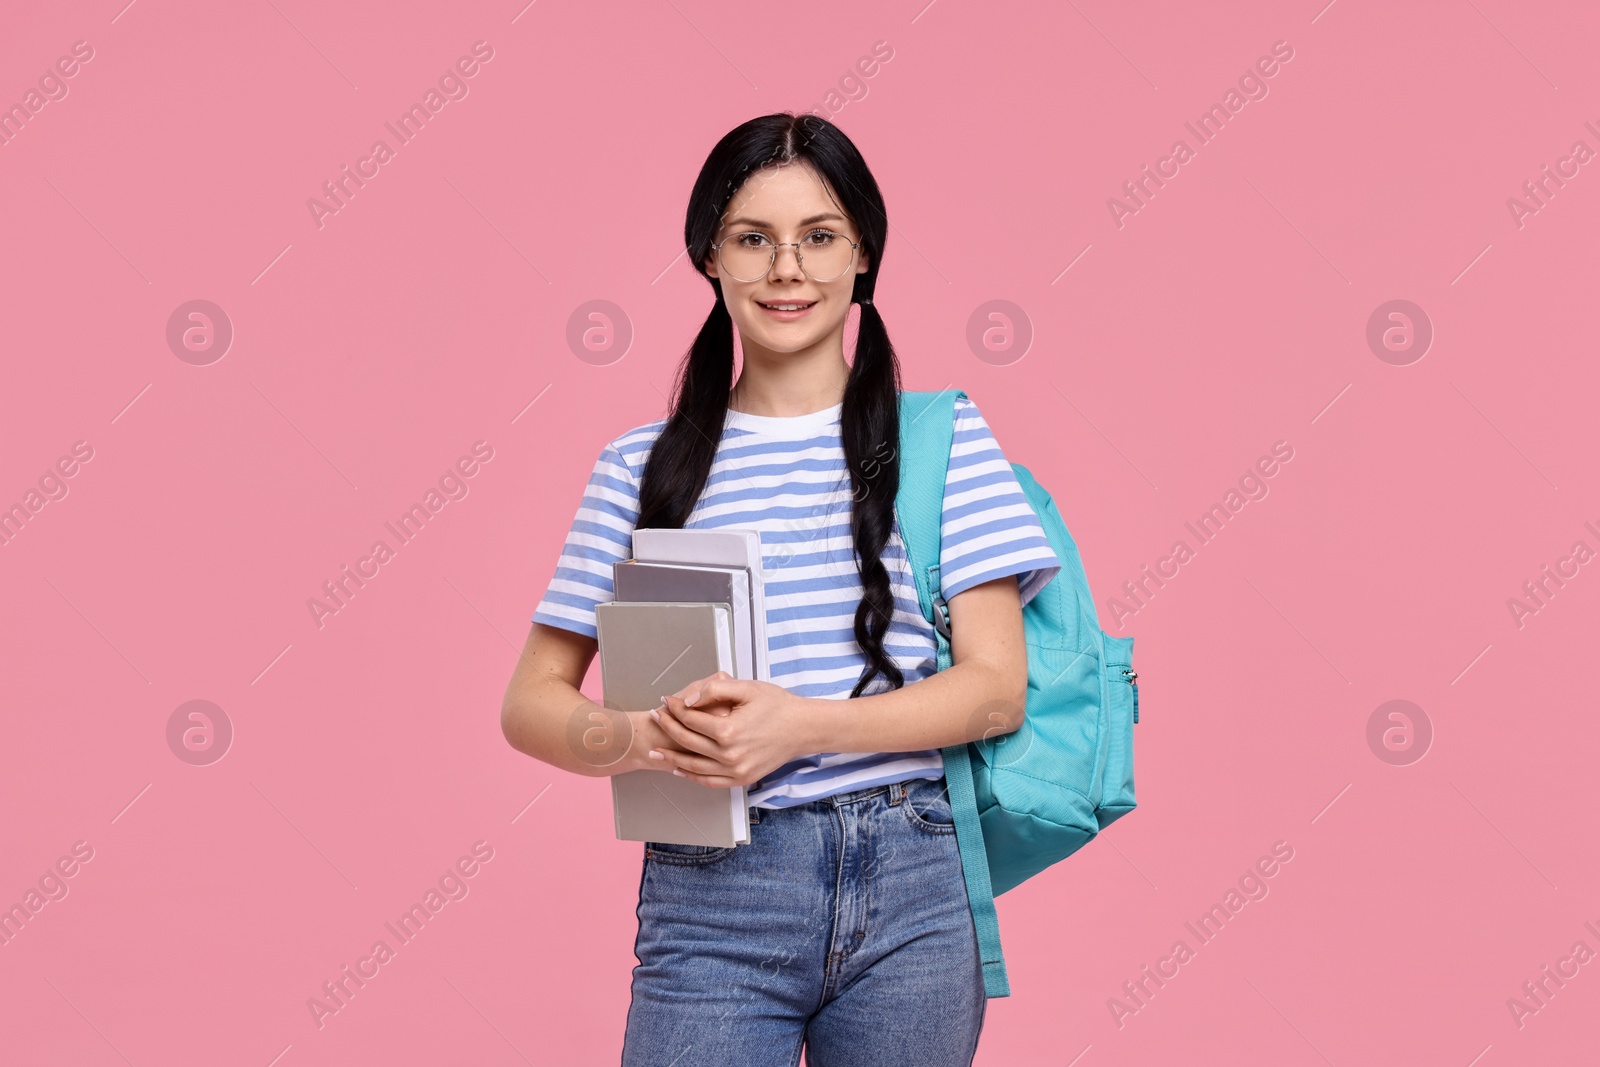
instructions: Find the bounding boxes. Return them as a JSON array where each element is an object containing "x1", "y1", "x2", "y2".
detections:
[{"x1": 533, "y1": 395, "x2": 1061, "y2": 809}]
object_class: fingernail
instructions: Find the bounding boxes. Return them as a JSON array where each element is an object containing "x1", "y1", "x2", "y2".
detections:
[
  {"x1": 671, "y1": 768, "x2": 686, "y2": 777},
  {"x1": 648, "y1": 749, "x2": 664, "y2": 760},
  {"x1": 684, "y1": 691, "x2": 700, "y2": 706},
  {"x1": 648, "y1": 708, "x2": 660, "y2": 723}
]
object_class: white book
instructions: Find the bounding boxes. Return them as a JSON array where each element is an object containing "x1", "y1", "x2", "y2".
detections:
[{"x1": 597, "y1": 601, "x2": 749, "y2": 847}]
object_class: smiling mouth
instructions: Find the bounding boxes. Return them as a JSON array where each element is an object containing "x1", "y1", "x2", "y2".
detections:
[{"x1": 756, "y1": 300, "x2": 817, "y2": 311}]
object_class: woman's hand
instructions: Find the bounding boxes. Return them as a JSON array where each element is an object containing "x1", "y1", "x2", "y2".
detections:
[
  {"x1": 644, "y1": 671, "x2": 813, "y2": 788},
  {"x1": 615, "y1": 707, "x2": 699, "y2": 774},
  {"x1": 562, "y1": 702, "x2": 700, "y2": 775}
]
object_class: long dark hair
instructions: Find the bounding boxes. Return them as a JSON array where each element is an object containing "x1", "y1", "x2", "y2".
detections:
[{"x1": 636, "y1": 112, "x2": 905, "y2": 698}]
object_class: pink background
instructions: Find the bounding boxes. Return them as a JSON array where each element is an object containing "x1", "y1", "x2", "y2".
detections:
[{"x1": 2, "y1": 0, "x2": 1596, "y2": 1063}]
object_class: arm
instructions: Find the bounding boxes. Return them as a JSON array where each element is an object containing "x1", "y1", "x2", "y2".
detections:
[
  {"x1": 796, "y1": 573, "x2": 1029, "y2": 752},
  {"x1": 500, "y1": 621, "x2": 691, "y2": 778},
  {"x1": 651, "y1": 574, "x2": 1030, "y2": 788}
]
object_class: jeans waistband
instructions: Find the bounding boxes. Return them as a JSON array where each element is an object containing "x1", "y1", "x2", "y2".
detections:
[{"x1": 747, "y1": 778, "x2": 930, "y2": 824}]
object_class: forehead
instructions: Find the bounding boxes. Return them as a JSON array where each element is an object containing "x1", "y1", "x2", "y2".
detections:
[{"x1": 720, "y1": 162, "x2": 847, "y2": 230}]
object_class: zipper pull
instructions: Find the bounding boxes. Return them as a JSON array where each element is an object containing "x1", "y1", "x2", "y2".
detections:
[{"x1": 1122, "y1": 668, "x2": 1139, "y2": 724}]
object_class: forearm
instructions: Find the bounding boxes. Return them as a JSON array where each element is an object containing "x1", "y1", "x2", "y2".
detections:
[
  {"x1": 793, "y1": 659, "x2": 1026, "y2": 756},
  {"x1": 501, "y1": 674, "x2": 646, "y2": 779}
]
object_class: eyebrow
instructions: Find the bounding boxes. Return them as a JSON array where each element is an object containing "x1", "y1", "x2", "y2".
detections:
[{"x1": 722, "y1": 212, "x2": 847, "y2": 230}]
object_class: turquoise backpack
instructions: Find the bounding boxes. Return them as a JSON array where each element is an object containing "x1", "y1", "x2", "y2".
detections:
[{"x1": 894, "y1": 388, "x2": 1140, "y2": 999}]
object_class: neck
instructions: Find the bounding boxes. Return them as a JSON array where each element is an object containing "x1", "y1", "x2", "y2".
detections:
[{"x1": 729, "y1": 354, "x2": 850, "y2": 418}]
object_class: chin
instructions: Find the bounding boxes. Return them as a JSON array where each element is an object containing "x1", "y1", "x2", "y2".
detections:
[{"x1": 750, "y1": 331, "x2": 824, "y2": 355}]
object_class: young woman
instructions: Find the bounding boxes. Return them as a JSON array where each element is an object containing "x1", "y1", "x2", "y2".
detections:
[{"x1": 501, "y1": 112, "x2": 1060, "y2": 1066}]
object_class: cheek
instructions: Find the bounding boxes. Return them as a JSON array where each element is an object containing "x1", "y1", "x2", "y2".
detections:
[{"x1": 807, "y1": 298, "x2": 854, "y2": 339}]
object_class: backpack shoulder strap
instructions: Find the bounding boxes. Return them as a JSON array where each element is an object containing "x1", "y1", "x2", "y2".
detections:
[
  {"x1": 894, "y1": 388, "x2": 962, "y2": 620},
  {"x1": 895, "y1": 387, "x2": 1011, "y2": 998}
]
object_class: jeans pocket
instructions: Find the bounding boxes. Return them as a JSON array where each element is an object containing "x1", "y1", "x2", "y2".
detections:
[
  {"x1": 645, "y1": 841, "x2": 738, "y2": 866},
  {"x1": 901, "y1": 778, "x2": 957, "y2": 835}
]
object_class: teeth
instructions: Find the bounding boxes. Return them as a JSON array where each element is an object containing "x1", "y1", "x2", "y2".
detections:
[{"x1": 761, "y1": 302, "x2": 811, "y2": 310}]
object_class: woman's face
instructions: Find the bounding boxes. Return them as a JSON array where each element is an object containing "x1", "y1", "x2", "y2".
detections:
[{"x1": 705, "y1": 162, "x2": 870, "y2": 357}]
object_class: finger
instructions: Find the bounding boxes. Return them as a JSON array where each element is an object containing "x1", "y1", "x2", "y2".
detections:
[
  {"x1": 673, "y1": 769, "x2": 742, "y2": 789},
  {"x1": 670, "y1": 693, "x2": 734, "y2": 718},
  {"x1": 653, "y1": 700, "x2": 724, "y2": 758},
  {"x1": 653, "y1": 746, "x2": 735, "y2": 778},
  {"x1": 668, "y1": 673, "x2": 737, "y2": 711},
  {"x1": 660, "y1": 697, "x2": 731, "y2": 739},
  {"x1": 682, "y1": 676, "x2": 753, "y2": 709},
  {"x1": 676, "y1": 672, "x2": 724, "y2": 700},
  {"x1": 683, "y1": 670, "x2": 733, "y2": 690},
  {"x1": 640, "y1": 711, "x2": 693, "y2": 751},
  {"x1": 643, "y1": 733, "x2": 697, "y2": 759},
  {"x1": 655, "y1": 701, "x2": 719, "y2": 755}
]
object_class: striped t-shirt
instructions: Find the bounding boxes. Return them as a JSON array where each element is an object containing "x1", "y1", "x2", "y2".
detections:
[{"x1": 532, "y1": 394, "x2": 1062, "y2": 809}]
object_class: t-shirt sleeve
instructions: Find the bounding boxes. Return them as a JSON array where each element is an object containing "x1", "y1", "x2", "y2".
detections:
[
  {"x1": 938, "y1": 395, "x2": 1062, "y2": 606},
  {"x1": 531, "y1": 439, "x2": 641, "y2": 640}
]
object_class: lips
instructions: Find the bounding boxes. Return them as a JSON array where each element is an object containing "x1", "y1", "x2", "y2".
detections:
[{"x1": 756, "y1": 300, "x2": 816, "y2": 311}]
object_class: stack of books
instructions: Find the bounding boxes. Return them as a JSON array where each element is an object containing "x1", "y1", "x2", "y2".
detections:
[{"x1": 596, "y1": 528, "x2": 769, "y2": 847}]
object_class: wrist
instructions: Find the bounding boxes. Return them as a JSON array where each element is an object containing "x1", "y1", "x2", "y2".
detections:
[
  {"x1": 566, "y1": 703, "x2": 652, "y2": 777},
  {"x1": 789, "y1": 694, "x2": 838, "y2": 761},
  {"x1": 615, "y1": 709, "x2": 659, "y2": 775}
]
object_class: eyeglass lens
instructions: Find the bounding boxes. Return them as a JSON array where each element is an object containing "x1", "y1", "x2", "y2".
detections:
[{"x1": 718, "y1": 231, "x2": 856, "y2": 283}]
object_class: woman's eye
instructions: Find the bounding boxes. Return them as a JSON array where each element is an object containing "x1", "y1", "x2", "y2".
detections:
[
  {"x1": 736, "y1": 233, "x2": 770, "y2": 248},
  {"x1": 804, "y1": 231, "x2": 837, "y2": 246}
]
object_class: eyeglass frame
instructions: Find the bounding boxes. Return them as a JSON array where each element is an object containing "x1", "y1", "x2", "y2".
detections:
[{"x1": 708, "y1": 228, "x2": 864, "y2": 283}]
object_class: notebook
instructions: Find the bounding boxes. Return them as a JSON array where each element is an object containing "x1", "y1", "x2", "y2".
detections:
[
  {"x1": 597, "y1": 601, "x2": 749, "y2": 847},
  {"x1": 613, "y1": 560, "x2": 754, "y2": 682}
]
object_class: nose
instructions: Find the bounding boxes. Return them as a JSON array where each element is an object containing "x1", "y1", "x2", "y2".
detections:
[{"x1": 770, "y1": 242, "x2": 804, "y2": 280}]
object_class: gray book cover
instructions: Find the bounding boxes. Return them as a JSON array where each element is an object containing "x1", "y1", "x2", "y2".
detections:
[
  {"x1": 596, "y1": 601, "x2": 749, "y2": 847},
  {"x1": 613, "y1": 560, "x2": 754, "y2": 681}
]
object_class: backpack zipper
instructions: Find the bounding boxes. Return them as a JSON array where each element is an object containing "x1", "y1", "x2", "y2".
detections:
[{"x1": 1122, "y1": 668, "x2": 1139, "y2": 723}]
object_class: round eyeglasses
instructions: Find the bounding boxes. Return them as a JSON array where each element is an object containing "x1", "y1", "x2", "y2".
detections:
[{"x1": 710, "y1": 229, "x2": 862, "y2": 283}]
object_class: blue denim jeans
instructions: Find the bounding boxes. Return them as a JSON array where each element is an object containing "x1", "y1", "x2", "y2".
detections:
[{"x1": 621, "y1": 775, "x2": 986, "y2": 1066}]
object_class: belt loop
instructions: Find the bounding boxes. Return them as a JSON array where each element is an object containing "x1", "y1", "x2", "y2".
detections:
[{"x1": 889, "y1": 780, "x2": 905, "y2": 805}]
